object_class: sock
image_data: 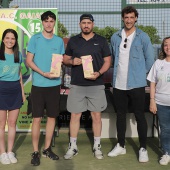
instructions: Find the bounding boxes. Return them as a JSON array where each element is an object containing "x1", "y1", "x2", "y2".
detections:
[
  {"x1": 70, "y1": 137, "x2": 77, "y2": 145},
  {"x1": 94, "y1": 136, "x2": 101, "y2": 145}
]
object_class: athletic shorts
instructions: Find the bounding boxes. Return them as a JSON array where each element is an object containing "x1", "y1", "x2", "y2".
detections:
[
  {"x1": 67, "y1": 85, "x2": 107, "y2": 113},
  {"x1": 31, "y1": 85, "x2": 60, "y2": 118}
]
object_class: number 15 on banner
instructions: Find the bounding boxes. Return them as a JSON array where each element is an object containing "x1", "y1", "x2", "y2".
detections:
[{"x1": 27, "y1": 19, "x2": 43, "y2": 35}]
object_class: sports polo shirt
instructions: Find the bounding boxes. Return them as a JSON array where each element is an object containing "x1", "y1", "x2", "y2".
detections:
[{"x1": 65, "y1": 33, "x2": 111, "y2": 86}]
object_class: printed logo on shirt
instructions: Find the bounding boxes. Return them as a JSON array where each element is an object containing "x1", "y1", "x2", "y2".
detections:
[
  {"x1": 94, "y1": 43, "x2": 99, "y2": 45},
  {"x1": 166, "y1": 73, "x2": 170, "y2": 82}
]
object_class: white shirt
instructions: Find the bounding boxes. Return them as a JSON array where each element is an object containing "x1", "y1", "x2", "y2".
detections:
[
  {"x1": 115, "y1": 29, "x2": 135, "y2": 90},
  {"x1": 147, "y1": 59, "x2": 170, "y2": 106}
]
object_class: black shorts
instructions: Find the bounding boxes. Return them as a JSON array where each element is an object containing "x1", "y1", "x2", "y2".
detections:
[{"x1": 31, "y1": 85, "x2": 60, "y2": 118}]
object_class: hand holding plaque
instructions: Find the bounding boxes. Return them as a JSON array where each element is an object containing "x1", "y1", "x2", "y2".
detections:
[
  {"x1": 50, "y1": 54, "x2": 63, "y2": 77},
  {"x1": 81, "y1": 55, "x2": 94, "y2": 78}
]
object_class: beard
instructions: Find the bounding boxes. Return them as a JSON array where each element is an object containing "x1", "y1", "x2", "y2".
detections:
[
  {"x1": 82, "y1": 31, "x2": 91, "y2": 35},
  {"x1": 81, "y1": 27, "x2": 93, "y2": 35}
]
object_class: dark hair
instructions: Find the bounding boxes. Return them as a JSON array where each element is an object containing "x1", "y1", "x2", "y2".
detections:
[
  {"x1": 0, "y1": 29, "x2": 19, "y2": 63},
  {"x1": 159, "y1": 36, "x2": 170, "y2": 60},
  {"x1": 41, "y1": 11, "x2": 56, "y2": 21},
  {"x1": 121, "y1": 6, "x2": 139, "y2": 18}
]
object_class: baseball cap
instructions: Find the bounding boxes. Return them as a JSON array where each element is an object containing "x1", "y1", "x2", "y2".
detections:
[{"x1": 80, "y1": 14, "x2": 94, "y2": 22}]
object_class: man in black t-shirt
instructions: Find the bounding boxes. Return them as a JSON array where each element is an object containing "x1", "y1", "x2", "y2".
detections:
[{"x1": 63, "y1": 14, "x2": 111, "y2": 160}]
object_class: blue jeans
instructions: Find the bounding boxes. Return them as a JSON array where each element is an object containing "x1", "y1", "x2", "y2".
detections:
[{"x1": 157, "y1": 104, "x2": 170, "y2": 154}]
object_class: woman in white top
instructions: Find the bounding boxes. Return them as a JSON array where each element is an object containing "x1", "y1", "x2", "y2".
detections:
[{"x1": 147, "y1": 36, "x2": 170, "y2": 165}]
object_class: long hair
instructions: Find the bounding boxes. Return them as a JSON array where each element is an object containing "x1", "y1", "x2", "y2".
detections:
[
  {"x1": 0, "y1": 29, "x2": 19, "y2": 63},
  {"x1": 158, "y1": 36, "x2": 170, "y2": 60}
]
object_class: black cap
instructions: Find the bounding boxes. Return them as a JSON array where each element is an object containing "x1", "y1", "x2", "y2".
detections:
[{"x1": 80, "y1": 14, "x2": 94, "y2": 22}]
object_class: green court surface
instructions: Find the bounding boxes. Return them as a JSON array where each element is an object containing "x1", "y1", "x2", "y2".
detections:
[{"x1": 1, "y1": 131, "x2": 169, "y2": 170}]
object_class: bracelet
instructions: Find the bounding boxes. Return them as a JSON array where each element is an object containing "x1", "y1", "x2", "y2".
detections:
[
  {"x1": 98, "y1": 71, "x2": 102, "y2": 76},
  {"x1": 150, "y1": 98, "x2": 155, "y2": 100}
]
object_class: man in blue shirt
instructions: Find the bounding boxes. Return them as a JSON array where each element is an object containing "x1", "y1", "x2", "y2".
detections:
[
  {"x1": 26, "y1": 11, "x2": 65, "y2": 166},
  {"x1": 108, "y1": 6, "x2": 154, "y2": 162}
]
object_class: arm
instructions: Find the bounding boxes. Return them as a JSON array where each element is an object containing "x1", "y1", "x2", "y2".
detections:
[
  {"x1": 26, "y1": 52, "x2": 53, "y2": 79},
  {"x1": 63, "y1": 54, "x2": 82, "y2": 66},
  {"x1": 19, "y1": 72, "x2": 26, "y2": 103},
  {"x1": 143, "y1": 34, "x2": 155, "y2": 73},
  {"x1": 149, "y1": 82, "x2": 157, "y2": 114}
]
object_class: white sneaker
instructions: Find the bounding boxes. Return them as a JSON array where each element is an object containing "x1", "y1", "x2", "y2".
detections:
[
  {"x1": 8, "y1": 152, "x2": 17, "y2": 163},
  {"x1": 108, "y1": 143, "x2": 126, "y2": 157},
  {"x1": 159, "y1": 154, "x2": 170, "y2": 165},
  {"x1": 93, "y1": 144, "x2": 104, "y2": 160},
  {"x1": 0, "y1": 152, "x2": 11, "y2": 165},
  {"x1": 139, "y1": 148, "x2": 149, "y2": 163},
  {"x1": 64, "y1": 143, "x2": 78, "y2": 160}
]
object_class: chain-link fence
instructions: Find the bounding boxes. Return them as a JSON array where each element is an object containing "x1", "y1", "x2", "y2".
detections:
[{"x1": 9, "y1": 0, "x2": 170, "y2": 43}]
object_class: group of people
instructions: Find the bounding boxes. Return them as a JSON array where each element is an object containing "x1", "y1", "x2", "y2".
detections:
[{"x1": 0, "y1": 5, "x2": 170, "y2": 167}]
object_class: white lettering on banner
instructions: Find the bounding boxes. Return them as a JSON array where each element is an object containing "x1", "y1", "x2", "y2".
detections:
[
  {"x1": 128, "y1": 0, "x2": 170, "y2": 3},
  {"x1": 20, "y1": 12, "x2": 43, "y2": 19}
]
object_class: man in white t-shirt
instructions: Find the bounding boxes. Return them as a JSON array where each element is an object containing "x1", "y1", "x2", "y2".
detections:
[{"x1": 108, "y1": 6, "x2": 154, "y2": 163}]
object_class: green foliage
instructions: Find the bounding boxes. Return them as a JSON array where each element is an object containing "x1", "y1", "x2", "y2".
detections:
[
  {"x1": 138, "y1": 25, "x2": 161, "y2": 44},
  {"x1": 0, "y1": 0, "x2": 12, "y2": 7},
  {"x1": 93, "y1": 26, "x2": 118, "y2": 43},
  {"x1": 58, "y1": 20, "x2": 69, "y2": 38}
]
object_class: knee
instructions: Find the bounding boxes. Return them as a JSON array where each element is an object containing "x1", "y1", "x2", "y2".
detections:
[
  {"x1": 7, "y1": 119, "x2": 17, "y2": 128},
  {"x1": 91, "y1": 112, "x2": 101, "y2": 124},
  {"x1": 70, "y1": 113, "x2": 81, "y2": 123},
  {"x1": 32, "y1": 118, "x2": 41, "y2": 124},
  {"x1": 0, "y1": 121, "x2": 6, "y2": 130}
]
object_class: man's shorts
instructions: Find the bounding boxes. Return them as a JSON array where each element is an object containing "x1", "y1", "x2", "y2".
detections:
[
  {"x1": 67, "y1": 85, "x2": 107, "y2": 113},
  {"x1": 31, "y1": 85, "x2": 60, "y2": 118}
]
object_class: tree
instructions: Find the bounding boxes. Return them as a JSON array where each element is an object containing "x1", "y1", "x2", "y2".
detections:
[
  {"x1": 0, "y1": 0, "x2": 13, "y2": 8},
  {"x1": 138, "y1": 25, "x2": 161, "y2": 44},
  {"x1": 58, "y1": 20, "x2": 69, "y2": 38},
  {"x1": 93, "y1": 26, "x2": 118, "y2": 43}
]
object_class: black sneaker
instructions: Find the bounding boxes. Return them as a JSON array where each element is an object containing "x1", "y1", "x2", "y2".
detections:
[
  {"x1": 42, "y1": 147, "x2": 59, "y2": 160},
  {"x1": 31, "y1": 152, "x2": 40, "y2": 166}
]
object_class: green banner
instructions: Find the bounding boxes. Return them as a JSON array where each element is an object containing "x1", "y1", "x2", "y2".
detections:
[{"x1": 0, "y1": 8, "x2": 58, "y2": 131}]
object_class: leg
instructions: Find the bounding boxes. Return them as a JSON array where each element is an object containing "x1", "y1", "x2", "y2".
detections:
[
  {"x1": 129, "y1": 87, "x2": 148, "y2": 162},
  {"x1": 91, "y1": 111, "x2": 102, "y2": 137},
  {"x1": 64, "y1": 113, "x2": 81, "y2": 160},
  {"x1": 7, "y1": 109, "x2": 19, "y2": 152},
  {"x1": 0, "y1": 110, "x2": 7, "y2": 154},
  {"x1": 8, "y1": 109, "x2": 19, "y2": 152},
  {"x1": 44, "y1": 117, "x2": 56, "y2": 149},
  {"x1": 113, "y1": 88, "x2": 128, "y2": 147},
  {"x1": 6, "y1": 109, "x2": 19, "y2": 164},
  {"x1": 32, "y1": 117, "x2": 41, "y2": 152},
  {"x1": 91, "y1": 111, "x2": 103, "y2": 160},
  {"x1": 130, "y1": 87, "x2": 147, "y2": 149},
  {"x1": 107, "y1": 88, "x2": 127, "y2": 157},
  {"x1": 157, "y1": 104, "x2": 170, "y2": 154},
  {"x1": 70, "y1": 113, "x2": 82, "y2": 138}
]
